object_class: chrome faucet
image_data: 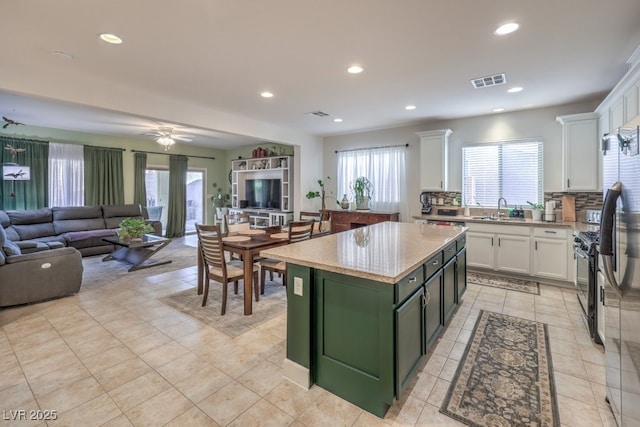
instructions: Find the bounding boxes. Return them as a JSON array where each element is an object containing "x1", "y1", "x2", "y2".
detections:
[{"x1": 497, "y1": 197, "x2": 508, "y2": 218}]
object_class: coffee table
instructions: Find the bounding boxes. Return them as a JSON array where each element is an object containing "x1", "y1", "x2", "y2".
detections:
[{"x1": 103, "y1": 234, "x2": 171, "y2": 272}]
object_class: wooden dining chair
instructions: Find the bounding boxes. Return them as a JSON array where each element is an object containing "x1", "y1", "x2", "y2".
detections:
[
  {"x1": 196, "y1": 224, "x2": 259, "y2": 315},
  {"x1": 300, "y1": 211, "x2": 323, "y2": 234},
  {"x1": 223, "y1": 212, "x2": 251, "y2": 235},
  {"x1": 259, "y1": 220, "x2": 314, "y2": 294}
]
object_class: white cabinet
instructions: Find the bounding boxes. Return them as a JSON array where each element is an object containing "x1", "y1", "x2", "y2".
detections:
[
  {"x1": 532, "y1": 227, "x2": 569, "y2": 281},
  {"x1": 556, "y1": 113, "x2": 600, "y2": 191},
  {"x1": 624, "y1": 83, "x2": 640, "y2": 124},
  {"x1": 466, "y1": 224, "x2": 530, "y2": 274},
  {"x1": 231, "y1": 156, "x2": 292, "y2": 212},
  {"x1": 417, "y1": 129, "x2": 452, "y2": 191}
]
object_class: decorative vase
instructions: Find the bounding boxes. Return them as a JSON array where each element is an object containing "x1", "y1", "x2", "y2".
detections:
[
  {"x1": 340, "y1": 194, "x2": 349, "y2": 210},
  {"x1": 531, "y1": 209, "x2": 543, "y2": 221}
]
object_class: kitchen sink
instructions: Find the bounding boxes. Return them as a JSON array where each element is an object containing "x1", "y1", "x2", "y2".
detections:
[{"x1": 470, "y1": 216, "x2": 526, "y2": 222}]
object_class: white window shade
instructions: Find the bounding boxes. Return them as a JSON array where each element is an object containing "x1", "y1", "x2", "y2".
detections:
[{"x1": 462, "y1": 140, "x2": 543, "y2": 207}]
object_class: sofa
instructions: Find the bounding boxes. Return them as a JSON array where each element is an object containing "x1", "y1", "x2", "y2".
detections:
[
  {"x1": 0, "y1": 224, "x2": 83, "y2": 307},
  {"x1": 0, "y1": 204, "x2": 162, "y2": 257}
]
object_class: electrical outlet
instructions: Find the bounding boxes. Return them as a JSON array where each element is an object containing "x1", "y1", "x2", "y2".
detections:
[{"x1": 294, "y1": 277, "x2": 303, "y2": 296}]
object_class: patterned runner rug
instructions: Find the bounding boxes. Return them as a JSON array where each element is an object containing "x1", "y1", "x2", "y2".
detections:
[
  {"x1": 467, "y1": 271, "x2": 540, "y2": 295},
  {"x1": 440, "y1": 310, "x2": 559, "y2": 427}
]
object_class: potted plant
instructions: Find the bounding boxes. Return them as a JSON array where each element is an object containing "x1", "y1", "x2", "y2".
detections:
[
  {"x1": 352, "y1": 176, "x2": 372, "y2": 211},
  {"x1": 306, "y1": 177, "x2": 337, "y2": 221},
  {"x1": 212, "y1": 186, "x2": 231, "y2": 221},
  {"x1": 527, "y1": 201, "x2": 544, "y2": 221},
  {"x1": 118, "y1": 217, "x2": 154, "y2": 242}
]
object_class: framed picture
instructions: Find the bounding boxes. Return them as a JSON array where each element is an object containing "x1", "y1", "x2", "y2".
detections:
[{"x1": 2, "y1": 165, "x2": 31, "y2": 181}]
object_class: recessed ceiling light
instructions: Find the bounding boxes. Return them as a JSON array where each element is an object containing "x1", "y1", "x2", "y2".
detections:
[
  {"x1": 493, "y1": 108, "x2": 505, "y2": 113},
  {"x1": 99, "y1": 33, "x2": 123, "y2": 44},
  {"x1": 347, "y1": 65, "x2": 363, "y2": 74},
  {"x1": 494, "y1": 23, "x2": 519, "y2": 36},
  {"x1": 260, "y1": 91, "x2": 274, "y2": 98},
  {"x1": 507, "y1": 87, "x2": 523, "y2": 93},
  {"x1": 405, "y1": 105, "x2": 416, "y2": 111},
  {"x1": 333, "y1": 118, "x2": 343, "y2": 123}
]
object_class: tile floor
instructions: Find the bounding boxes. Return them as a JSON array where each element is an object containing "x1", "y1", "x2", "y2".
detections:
[{"x1": 0, "y1": 237, "x2": 617, "y2": 426}]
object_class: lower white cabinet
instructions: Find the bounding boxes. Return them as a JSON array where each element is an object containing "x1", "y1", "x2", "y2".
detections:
[
  {"x1": 466, "y1": 224, "x2": 530, "y2": 274},
  {"x1": 532, "y1": 227, "x2": 569, "y2": 281}
]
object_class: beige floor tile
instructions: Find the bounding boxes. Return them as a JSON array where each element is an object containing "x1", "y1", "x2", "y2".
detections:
[
  {"x1": 0, "y1": 366, "x2": 25, "y2": 392},
  {"x1": 431, "y1": 338, "x2": 455, "y2": 358},
  {"x1": 264, "y1": 381, "x2": 324, "y2": 418},
  {"x1": 2, "y1": 315, "x2": 52, "y2": 340},
  {"x1": 0, "y1": 382, "x2": 39, "y2": 414},
  {"x1": 423, "y1": 353, "x2": 447, "y2": 377},
  {"x1": 109, "y1": 370, "x2": 171, "y2": 412},
  {"x1": 415, "y1": 402, "x2": 466, "y2": 426},
  {"x1": 353, "y1": 410, "x2": 393, "y2": 426},
  {"x1": 139, "y1": 341, "x2": 192, "y2": 368},
  {"x1": 426, "y1": 378, "x2": 451, "y2": 407},
  {"x1": 554, "y1": 371, "x2": 596, "y2": 404},
  {"x1": 557, "y1": 394, "x2": 603, "y2": 427},
  {"x1": 48, "y1": 393, "x2": 122, "y2": 426},
  {"x1": 0, "y1": 350, "x2": 20, "y2": 375},
  {"x1": 20, "y1": 347, "x2": 80, "y2": 380},
  {"x1": 155, "y1": 352, "x2": 212, "y2": 384},
  {"x1": 237, "y1": 359, "x2": 284, "y2": 396},
  {"x1": 403, "y1": 371, "x2": 438, "y2": 403},
  {"x1": 67, "y1": 333, "x2": 122, "y2": 360},
  {"x1": 37, "y1": 376, "x2": 105, "y2": 414},
  {"x1": 228, "y1": 398, "x2": 294, "y2": 426},
  {"x1": 175, "y1": 364, "x2": 233, "y2": 404},
  {"x1": 123, "y1": 329, "x2": 172, "y2": 355},
  {"x1": 164, "y1": 406, "x2": 219, "y2": 427},
  {"x1": 198, "y1": 381, "x2": 261, "y2": 425},
  {"x1": 28, "y1": 360, "x2": 91, "y2": 398},
  {"x1": 296, "y1": 389, "x2": 364, "y2": 427},
  {"x1": 100, "y1": 413, "x2": 134, "y2": 427},
  {"x1": 384, "y1": 395, "x2": 425, "y2": 426},
  {"x1": 82, "y1": 343, "x2": 137, "y2": 375},
  {"x1": 438, "y1": 358, "x2": 460, "y2": 382},
  {"x1": 551, "y1": 352, "x2": 589, "y2": 380},
  {"x1": 93, "y1": 357, "x2": 152, "y2": 392},
  {"x1": 125, "y1": 387, "x2": 194, "y2": 427}
]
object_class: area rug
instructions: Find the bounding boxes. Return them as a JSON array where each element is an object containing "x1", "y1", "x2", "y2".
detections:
[
  {"x1": 467, "y1": 271, "x2": 540, "y2": 295},
  {"x1": 81, "y1": 238, "x2": 199, "y2": 290},
  {"x1": 440, "y1": 310, "x2": 559, "y2": 427},
  {"x1": 159, "y1": 280, "x2": 287, "y2": 338}
]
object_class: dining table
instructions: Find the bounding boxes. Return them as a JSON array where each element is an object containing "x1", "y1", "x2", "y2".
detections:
[{"x1": 197, "y1": 226, "x2": 290, "y2": 315}]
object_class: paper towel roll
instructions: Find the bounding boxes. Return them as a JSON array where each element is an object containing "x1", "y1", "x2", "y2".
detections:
[{"x1": 545, "y1": 201, "x2": 555, "y2": 215}]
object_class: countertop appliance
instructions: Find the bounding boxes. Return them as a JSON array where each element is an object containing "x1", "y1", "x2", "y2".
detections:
[
  {"x1": 420, "y1": 191, "x2": 432, "y2": 214},
  {"x1": 601, "y1": 126, "x2": 640, "y2": 426},
  {"x1": 573, "y1": 230, "x2": 602, "y2": 344}
]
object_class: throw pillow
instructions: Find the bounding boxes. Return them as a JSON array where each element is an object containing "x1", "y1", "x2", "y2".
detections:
[{"x1": 3, "y1": 240, "x2": 21, "y2": 256}]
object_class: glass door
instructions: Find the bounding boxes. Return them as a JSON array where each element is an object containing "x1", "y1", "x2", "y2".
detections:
[{"x1": 145, "y1": 168, "x2": 205, "y2": 234}]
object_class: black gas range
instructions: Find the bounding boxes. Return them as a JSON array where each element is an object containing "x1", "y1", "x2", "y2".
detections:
[{"x1": 573, "y1": 230, "x2": 601, "y2": 343}]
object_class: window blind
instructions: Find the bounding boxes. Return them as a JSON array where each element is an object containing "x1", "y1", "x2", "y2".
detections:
[{"x1": 462, "y1": 140, "x2": 543, "y2": 207}]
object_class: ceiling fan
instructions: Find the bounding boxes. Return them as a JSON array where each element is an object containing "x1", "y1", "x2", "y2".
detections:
[{"x1": 142, "y1": 127, "x2": 193, "y2": 150}]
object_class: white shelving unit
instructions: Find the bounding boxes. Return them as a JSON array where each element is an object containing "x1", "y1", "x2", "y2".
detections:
[{"x1": 230, "y1": 156, "x2": 293, "y2": 228}]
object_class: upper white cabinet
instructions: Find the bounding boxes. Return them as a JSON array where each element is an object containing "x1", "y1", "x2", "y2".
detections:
[
  {"x1": 417, "y1": 129, "x2": 452, "y2": 191},
  {"x1": 556, "y1": 113, "x2": 599, "y2": 191}
]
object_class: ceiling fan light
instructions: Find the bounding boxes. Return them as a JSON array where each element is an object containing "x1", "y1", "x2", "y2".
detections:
[{"x1": 157, "y1": 136, "x2": 175, "y2": 150}]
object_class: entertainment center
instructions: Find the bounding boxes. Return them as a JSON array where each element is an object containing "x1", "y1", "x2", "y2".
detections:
[{"x1": 230, "y1": 156, "x2": 294, "y2": 228}]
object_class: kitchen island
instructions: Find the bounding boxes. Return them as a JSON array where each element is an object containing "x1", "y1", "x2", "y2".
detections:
[{"x1": 260, "y1": 221, "x2": 467, "y2": 417}]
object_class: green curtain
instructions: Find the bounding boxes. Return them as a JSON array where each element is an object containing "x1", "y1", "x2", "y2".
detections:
[
  {"x1": 0, "y1": 136, "x2": 48, "y2": 210},
  {"x1": 133, "y1": 152, "x2": 147, "y2": 206},
  {"x1": 84, "y1": 146, "x2": 124, "y2": 206},
  {"x1": 165, "y1": 155, "x2": 188, "y2": 238}
]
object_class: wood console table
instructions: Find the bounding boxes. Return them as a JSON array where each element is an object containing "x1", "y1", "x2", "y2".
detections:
[{"x1": 330, "y1": 210, "x2": 399, "y2": 233}]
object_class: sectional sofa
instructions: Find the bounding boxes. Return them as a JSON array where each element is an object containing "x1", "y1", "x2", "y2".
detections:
[
  {"x1": 0, "y1": 204, "x2": 162, "y2": 257},
  {"x1": 0, "y1": 204, "x2": 162, "y2": 307}
]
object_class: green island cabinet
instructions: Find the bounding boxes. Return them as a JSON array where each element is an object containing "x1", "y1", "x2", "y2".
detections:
[{"x1": 272, "y1": 224, "x2": 467, "y2": 418}]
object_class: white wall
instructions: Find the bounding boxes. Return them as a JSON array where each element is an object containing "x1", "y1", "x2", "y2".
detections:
[{"x1": 323, "y1": 98, "x2": 602, "y2": 221}]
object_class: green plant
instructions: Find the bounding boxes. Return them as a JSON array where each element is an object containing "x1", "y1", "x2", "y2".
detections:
[
  {"x1": 212, "y1": 187, "x2": 231, "y2": 208},
  {"x1": 526, "y1": 201, "x2": 544, "y2": 210},
  {"x1": 118, "y1": 217, "x2": 153, "y2": 241},
  {"x1": 351, "y1": 176, "x2": 372, "y2": 199},
  {"x1": 305, "y1": 177, "x2": 337, "y2": 211}
]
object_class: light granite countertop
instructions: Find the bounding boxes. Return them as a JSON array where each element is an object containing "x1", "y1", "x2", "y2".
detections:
[
  {"x1": 260, "y1": 221, "x2": 466, "y2": 284},
  {"x1": 414, "y1": 214, "x2": 599, "y2": 233}
]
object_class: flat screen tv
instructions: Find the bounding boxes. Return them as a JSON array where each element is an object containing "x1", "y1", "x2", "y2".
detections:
[{"x1": 245, "y1": 179, "x2": 281, "y2": 209}]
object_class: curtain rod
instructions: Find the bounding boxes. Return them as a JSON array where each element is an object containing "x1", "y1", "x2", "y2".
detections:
[
  {"x1": 84, "y1": 145, "x2": 126, "y2": 151},
  {"x1": 131, "y1": 149, "x2": 215, "y2": 160},
  {"x1": 335, "y1": 143, "x2": 409, "y2": 154}
]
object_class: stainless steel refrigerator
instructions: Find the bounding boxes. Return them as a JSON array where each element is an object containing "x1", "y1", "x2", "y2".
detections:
[{"x1": 601, "y1": 126, "x2": 640, "y2": 426}]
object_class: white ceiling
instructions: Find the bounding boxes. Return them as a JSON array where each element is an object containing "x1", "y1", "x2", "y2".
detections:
[{"x1": 2, "y1": 1, "x2": 640, "y2": 149}]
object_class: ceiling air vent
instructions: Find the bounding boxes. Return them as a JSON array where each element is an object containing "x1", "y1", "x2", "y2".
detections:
[
  {"x1": 471, "y1": 73, "x2": 506, "y2": 89},
  {"x1": 306, "y1": 111, "x2": 330, "y2": 117}
]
